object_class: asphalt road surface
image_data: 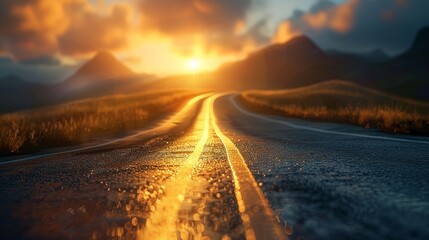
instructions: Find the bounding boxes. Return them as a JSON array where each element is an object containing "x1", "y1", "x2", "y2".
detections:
[{"x1": 1, "y1": 93, "x2": 428, "y2": 240}]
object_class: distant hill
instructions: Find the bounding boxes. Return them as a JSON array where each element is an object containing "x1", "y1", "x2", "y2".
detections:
[
  {"x1": 151, "y1": 37, "x2": 383, "y2": 91},
  {"x1": 147, "y1": 29, "x2": 429, "y2": 101},
  {"x1": 365, "y1": 27, "x2": 429, "y2": 100},
  {"x1": 65, "y1": 51, "x2": 134, "y2": 87},
  {"x1": 241, "y1": 80, "x2": 429, "y2": 134},
  {"x1": 210, "y1": 31, "x2": 427, "y2": 100},
  {"x1": 209, "y1": 36, "x2": 393, "y2": 90},
  {"x1": 52, "y1": 51, "x2": 146, "y2": 102},
  {"x1": 0, "y1": 52, "x2": 154, "y2": 114},
  {"x1": 0, "y1": 75, "x2": 48, "y2": 113},
  {"x1": 364, "y1": 49, "x2": 390, "y2": 63},
  {"x1": 214, "y1": 36, "x2": 344, "y2": 90},
  {"x1": 326, "y1": 49, "x2": 389, "y2": 64},
  {"x1": 406, "y1": 26, "x2": 429, "y2": 57}
]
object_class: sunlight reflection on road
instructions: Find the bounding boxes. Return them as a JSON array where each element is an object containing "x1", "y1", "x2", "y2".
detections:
[
  {"x1": 138, "y1": 99, "x2": 211, "y2": 239},
  {"x1": 0, "y1": 93, "x2": 285, "y2": 240},
  {"x1": 137, "y1": 94, "x2": 285, "y2": 240}
]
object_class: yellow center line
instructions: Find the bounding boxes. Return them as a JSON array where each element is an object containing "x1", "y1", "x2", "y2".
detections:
[
  {"x1": 210, "y1": 94, "x2": 287, "y2": 240},
  {"x1": 138, "y1": 97, "x2": 212, "y2": 239},
  {"x1": 138, "y1": 93, "x2": 286, "y2": 239}
]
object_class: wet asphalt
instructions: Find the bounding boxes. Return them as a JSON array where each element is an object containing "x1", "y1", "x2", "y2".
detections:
[{"x1": 1, "y1": 94, "x2": 428, "y2": 240}]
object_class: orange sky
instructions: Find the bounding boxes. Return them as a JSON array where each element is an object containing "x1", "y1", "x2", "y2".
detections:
[
  {"x1": 0, "y1": 0, "x2": 304, "y2": 76},
  {"x1": 1, "y1": 0, "x2": 427, "y2": 77},
  {"x1": 116, "y1": 32, "x2": 256, "y2": 76}
]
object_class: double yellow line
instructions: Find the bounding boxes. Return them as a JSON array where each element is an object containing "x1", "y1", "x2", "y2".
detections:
[
  {"x1": 139, "y1": 98, "x2": 212, "y2": 240},
  {"x1": 210, "y1": 94, "x2": 286, "y2": 240},
  {"x1": 139, "y1": 93, "x2": 286, "y2": 240}
]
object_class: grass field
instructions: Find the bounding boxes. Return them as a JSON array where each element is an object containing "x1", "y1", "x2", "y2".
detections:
[
  {"x1": 240, "y1": 80, "x2": 429, "y2": 135},
  {"x1": 0, "y1": 89, "x2": 202, "y2": 154}
]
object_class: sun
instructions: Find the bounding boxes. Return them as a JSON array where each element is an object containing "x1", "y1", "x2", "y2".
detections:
[{"x1": 187, "y1": 59, "x2": 201, "y2": 71}]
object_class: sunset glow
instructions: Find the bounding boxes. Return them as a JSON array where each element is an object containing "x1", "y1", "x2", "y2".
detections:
[
  {"x1": 187, "y1": 59, "x2": 201, "y2": 71},
  {"x1": 1, "y1": 1, "x2": 429, "y2": 240}
]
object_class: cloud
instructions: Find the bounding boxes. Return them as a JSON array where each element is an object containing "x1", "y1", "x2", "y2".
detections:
[
  {"x1": 0, "y1": 0, "x2": 70, "y2": 60},
  {"x1": 272, "y1": 0, "x2": 429, "y2": 54},
  {"x1": 0, "y1": 0, "x2": 132, "y2": 60},
  {"x1": 21, "y1": 55, "x2": 61, "y2": 65},
  {"x1": 137, "y1": 0, "x2": 256, "y2": 55},
  {"x1": 308, "y1": 0, "x2": 336, "y2": 13},
  {"x1": 241, "y1": 19, "x2": 270, "y2": 46},
  {"x1": 58, "y1": 4, "x2": 132, "y2": 55}
]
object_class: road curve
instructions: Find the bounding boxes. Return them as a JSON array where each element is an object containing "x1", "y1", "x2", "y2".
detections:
[
  {"x1": 0, "y1": 93, "x2": 286, "y2": 240},
  {"x1": 1, "y1": 92, "x2": 428, "y2": 240},
  {"x1": 138, "y1": 94, "x2": 285, "y2": 240},
  {"x1": 230, "y1": 95, "x2": 429, "y2": 145},
  {"x1": 215, "y1": 94, "x2": 429, "y2": 240}
]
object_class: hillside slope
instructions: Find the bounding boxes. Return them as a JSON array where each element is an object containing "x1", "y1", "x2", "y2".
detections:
[
  {"x1": 240, "y1": 80, "x2": 429, "y2": 134},
  {"x1": 51, "y1": 52, "x2": 148, "y2": 102},
  {"x1": 215, "y1": 36, "x2": 345, "y2": 90},
  {"x1": 66, "y1": 51, "x2": 134, "y2": 86},
  {"x1": 365, "y1": 27, "x2": 429, "y2": 100}
]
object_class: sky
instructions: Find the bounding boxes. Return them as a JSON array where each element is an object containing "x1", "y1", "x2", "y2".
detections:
[{"x1": 1, "y1": 0, "x2": 429, "y2": 81}]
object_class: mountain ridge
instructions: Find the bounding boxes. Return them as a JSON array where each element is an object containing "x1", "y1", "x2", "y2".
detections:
[
  {"x1": 65, "y1": 51, "x2": 134, "y2": 87},
  {"x1": 364, "y1": 26, "x2": 429, "y2": 100},
  {"x1": 214, "y1": 35, "x2": 344, "y2": 90}
]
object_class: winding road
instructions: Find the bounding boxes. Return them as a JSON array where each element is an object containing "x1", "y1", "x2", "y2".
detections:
[{"x1": 1, "y1": 93, "x2": 429, "y2": 240}]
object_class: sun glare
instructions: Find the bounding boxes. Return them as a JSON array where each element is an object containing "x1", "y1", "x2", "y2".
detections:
[{"x1": 188, "y1": 59, "x2": 201, "y2": 71}]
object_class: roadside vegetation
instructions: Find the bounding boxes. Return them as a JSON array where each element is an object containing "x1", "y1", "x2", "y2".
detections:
[
  {"x1": 0, "y1": 89, "x2": 202, "y2": 154},
  {"x1": 240, "y1": 80, "x2": 429, "y2": 135}
]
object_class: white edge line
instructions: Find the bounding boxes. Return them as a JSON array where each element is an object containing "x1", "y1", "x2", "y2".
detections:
[{"x1": 230, "y1": 95, "x2": 429, "y2": 145}]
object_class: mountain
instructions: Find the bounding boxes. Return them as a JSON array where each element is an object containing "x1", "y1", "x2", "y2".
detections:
[
  {"x1": 364, "y1": 49, "x2": 390, "y2": 63},
  {"x1": 365, "y1": 27, "x2": 429, "y2": 100},
  {"x1": 65, "y1": 51, "x2": 134, "y2": 87},
  {"x1": 213, "y1": 36, "x2": 348, "y2": 90},
  {"x1": 407, "y1": 26, "x2": 429, "y2": 56},
  {"x1": 326, "y1": 49, "x2": 389, "y2": 64},
  {"x1": 151, "y1": 37, "x2": 385, "y2": 91},
  {"x1": 0, "y1": 75, "x2": 48, "y2": 113},
  {"x1": 211, "y1": 32, "x2": 428, "y2": 100},
  {"x1": 0, "y1": 52, "x2": 154, "y2": 113},
  {"x1": 52, "y1": 51, "x2": 140, "y2": 102}
]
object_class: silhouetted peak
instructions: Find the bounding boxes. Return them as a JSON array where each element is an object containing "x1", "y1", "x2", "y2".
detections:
[
  {"x1": 266, "y1": 35, "x2": 323, "y2": 56},
  {"x1": 91, "y1": 51, "x2": 116, "y2": 62},
  {"x1": 286, "y1": 35, "x2": 316, "y2": 47},
  {"x1": 84, "y1": 51, "x2": 123, "y2": 69},
  {"x1": 410, "y1": 26, "x2": 429, "y2": 52},
  {"x1": 68, "y1": 51, "x2": 133, "y2": 84},
  {"x1": 368, "y1": 48, "x2": 386, "y2": 55},
  {"x1": 365, "y1": 49, "x2": 389, "y2": 62}
]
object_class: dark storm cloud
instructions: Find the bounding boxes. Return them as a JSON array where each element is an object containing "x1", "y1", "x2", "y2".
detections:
[
  {"x1": 139, "y1": 0, "x2": 251, "y2": 34},
  {"x1": 21, "y1": 55, "x2": 61, "y2": 66},
  {"x1": 273, "y1": 0, "x2": 429, "y2": 54},
  {"x1": 138, "y1": 0, "x2": 257, "y2": 54},
  {"x1": 58, "y1": 4, "x2": 132, "y2": 55},
  {"x1": 0, "y1": 0, "x2": 132, "y2": 60},
  {"x1": 242, "y1": 19, "x2": 270, "y2": 46},
  {"x1": 0, "y1": 0, "x2": 68, "y2": 60},
  {"x1": 309, "y1": 0, "x2": 336, "y2": 13}
]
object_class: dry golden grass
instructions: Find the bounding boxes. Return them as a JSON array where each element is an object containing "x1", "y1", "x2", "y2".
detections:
[
  {"x1": 0, "y1": 89, "x2": 202, "y2": 154},
  {"x1": 240, "y1": 80, "x2": 429, "y2": 135}
]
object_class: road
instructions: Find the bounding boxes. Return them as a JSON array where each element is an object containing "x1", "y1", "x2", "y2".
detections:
[{"x1": 1, "y1": 93, "x2": 429, "y2": 240}]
